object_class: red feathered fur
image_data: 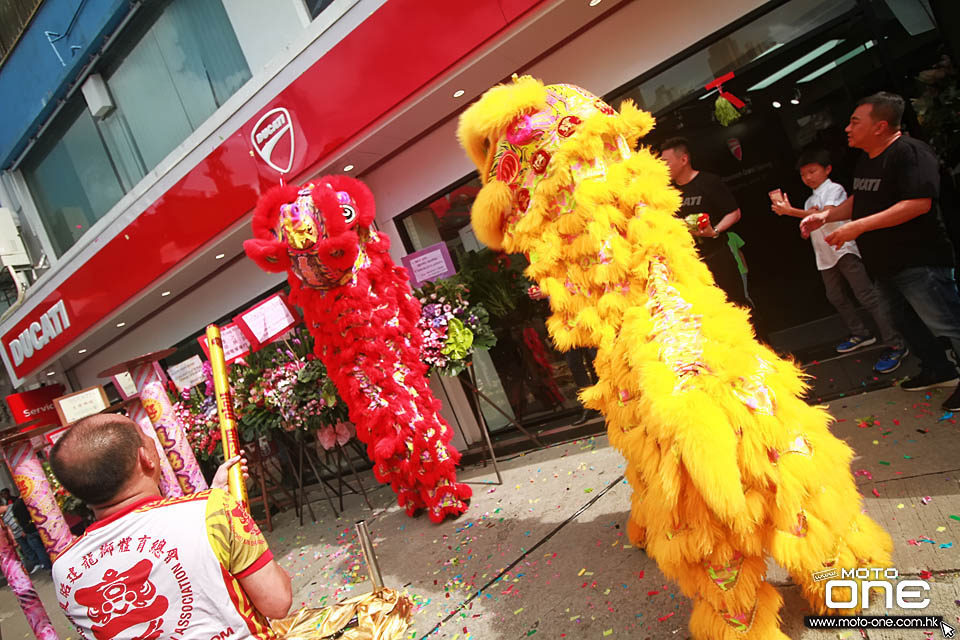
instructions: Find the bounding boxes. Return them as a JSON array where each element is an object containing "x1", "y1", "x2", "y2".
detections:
[{"x1": 248, "y1": 177, "x2": 471, "y2": 523}]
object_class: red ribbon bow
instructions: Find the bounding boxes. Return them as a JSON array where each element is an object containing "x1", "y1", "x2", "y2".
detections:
[{"x1": 705, "y1": 72, "x2": 745, "y2": 109}]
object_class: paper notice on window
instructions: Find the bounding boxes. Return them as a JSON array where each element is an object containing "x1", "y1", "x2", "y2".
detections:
[
  {"x1": 220, "y1": 323, "x2": 251, "y2": 362},
  {"x1": 55, "y1": 386, "x2": 109, "y2": 425},
  {"x1": 167, "y1": 355, "x2": 206, "y2": 392},
  {"x1": 400, "y1": 242, "x2": 456, "y2": 288},
  {"x1": 112, "y1": 371, "x2": 138, "y2": 399},
  {"x1": 240, "y1": 294, "x2": 297, "y2": 345}
]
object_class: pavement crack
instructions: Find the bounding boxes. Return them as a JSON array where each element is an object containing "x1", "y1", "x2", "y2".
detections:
[
  {"x1": 417, "y1": 473, "x2": 625, "y2": 639},
  {"x1": 871, "y1": 468, "x2": 960, "y2": 484}
]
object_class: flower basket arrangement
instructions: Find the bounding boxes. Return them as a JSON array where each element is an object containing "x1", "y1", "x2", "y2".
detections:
[
  {"x1": 414, "y1": 276, "x2": 496, "y2": 377},
  {"x1": 173, "y1": 362, "x2": 223, "y2": 462},
  {"x1": 228, "y1": 326, "x2": 349, "y2": 443}
]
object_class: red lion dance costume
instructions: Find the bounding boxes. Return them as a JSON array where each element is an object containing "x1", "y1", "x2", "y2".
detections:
[
  {"x1": 458, "y1": 77, "x2": 893, "y2": 639},
  {"x1": 244, "y1": 176, "x2": 471, "y2": 523}
]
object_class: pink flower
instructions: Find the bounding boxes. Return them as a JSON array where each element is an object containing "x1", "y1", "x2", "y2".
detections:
[
  {"x1": 318, "y1": 426, "x2": 337, "y2": 450},
  {"x1": 335, "y1": 421, "x2": 353, "y2": 446}
]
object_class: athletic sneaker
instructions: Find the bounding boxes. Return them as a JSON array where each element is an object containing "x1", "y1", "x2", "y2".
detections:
[
  {"x1": 29, "y1": 565, "x2": 41, "y2": 575},
  {"x1": 873, "y1": 347, "x2": 909, "y2": 374},
  {"x1": 943, "y1": 385, "x2": 960, "y2": 411},
  {"x1": 900, "y1": 369, "x2": 959, "y2": 391},
  {"x1": 836, "y1": 335, "x2": 877, "y2": 353}
]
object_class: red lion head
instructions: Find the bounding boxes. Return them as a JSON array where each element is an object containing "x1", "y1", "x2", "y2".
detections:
[
  {"x1": 243, "y1": 175, "x2": 376, "y2": 290},
  {"x1": 74, "y1": 559, "x2": 169, "y2": 640}
]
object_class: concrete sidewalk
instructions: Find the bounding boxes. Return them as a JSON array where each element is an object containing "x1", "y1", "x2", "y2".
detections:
[{"x1": 1, "y1": 383, "x2": 958, "y2": 639}]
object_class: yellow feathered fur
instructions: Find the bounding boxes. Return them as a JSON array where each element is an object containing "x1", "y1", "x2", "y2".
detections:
[{"x1": 459, "y1": 76, "x2": 893, "y2": 640}]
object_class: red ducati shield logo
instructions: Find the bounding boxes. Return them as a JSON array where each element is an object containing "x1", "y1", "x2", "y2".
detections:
[
  {"x1": 251, "y1": 107, "x2": 295, "y2": 174},
  {"x1": 727, "y1": 138, "x2": 743, "y2": 162}
]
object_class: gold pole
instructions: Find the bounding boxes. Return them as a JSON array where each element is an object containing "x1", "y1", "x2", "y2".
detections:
[
  {"x1": 355, "y1": 520, "x2": 384, "y2": 591},
  {"x1": 205, "y1": 324, "x2": 250, "y2": 510}
]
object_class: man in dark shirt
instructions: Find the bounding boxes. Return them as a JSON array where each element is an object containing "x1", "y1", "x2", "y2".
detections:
[
  {"x1": 660, "y1": 137, "x2": 750, "y2": 307},
  {"x1": 0, "y1": 488, "x2": 52, "y2": 572},
  {"x1": 801, "y1": 92, "x2": 960, "y2": 410}
]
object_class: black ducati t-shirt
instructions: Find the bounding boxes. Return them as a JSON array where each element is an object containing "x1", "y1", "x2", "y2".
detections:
[
  {"x1": 675, "y1": 171, "x2": 739, "y2": 258},
  {"x1": 851, "y1": 136, "x2": 953, "y2": 276}
]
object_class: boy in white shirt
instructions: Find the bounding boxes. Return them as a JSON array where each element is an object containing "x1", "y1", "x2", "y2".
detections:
[{"x1": 772, "y1": 149, "x2": 905, "y2": 372}]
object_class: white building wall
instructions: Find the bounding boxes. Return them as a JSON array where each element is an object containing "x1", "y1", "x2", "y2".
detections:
[{"x1": 222, "y1": 0, "x2": 312, "y2": 74}]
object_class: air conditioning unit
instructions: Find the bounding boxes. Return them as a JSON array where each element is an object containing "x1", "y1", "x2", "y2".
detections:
[
  {"x1": 81, "y1": 74, "x2": 114, "y2": 119},
  {"x1": 0, "y1": 208, "x2": 31, "y2": 268}
]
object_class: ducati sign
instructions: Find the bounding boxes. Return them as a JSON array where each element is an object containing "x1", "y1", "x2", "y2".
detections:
[
  {"x1": 251, "y1": 107, "x2": 295, "y2": 174},
  {"x1": 727, "y1": 138, "x2": 743, "y2": 162}
]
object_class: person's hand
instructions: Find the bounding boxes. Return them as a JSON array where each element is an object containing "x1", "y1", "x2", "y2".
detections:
[
  {"x1": 771, "y1": 194, "x2": 792, "y2": 216},
  {"x1": 692, "y1": 222, "x2": 719, "y2": 238},
  {"x1": 824, "y1": 221, "x2": 861, "y2": 248},
  {"x1": 799, "y1": 211, "x2": 829, "y2": 238},
  {"x1": 527, "y1": 285, "x2": 547, "y2": 300},
  {"x1": 212, "y1": 452, "x2": 249, "y2": 491}
]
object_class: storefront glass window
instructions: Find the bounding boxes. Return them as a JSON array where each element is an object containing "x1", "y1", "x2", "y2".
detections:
[
  {"x1": 102, "y1": 0, "x2": 251, "y2": 173},
  {"x1": 21, "y1": 0, "x2": 250, "y2": 256},
  {"x1": 22, "y1": 102, "x2": 125, "y2": 257},
  {"x1": 618, "y1": 0, "x2": 857, "y2": 115},
  {"x1": 308, "y1": 0, "x2": 337, "y2": 20},
  {"x1": 609, "y1": 0, "x2": 947, "y2": 342},
  {"x1": 398, "y1": 178, "x2": 585, "y2": 432}
]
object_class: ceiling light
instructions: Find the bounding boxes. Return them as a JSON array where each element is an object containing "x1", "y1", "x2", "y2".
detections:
[
  {"x1": 215, "y1": 253, "x2": 225, "y2": 260},
  {"x1": 46, "y1": 371, "x2": 56, "y2": 376},
  {"x1": 747, "y1": 39, "x2": 844, "y2": 91},
  {"x1": 116, "y1": 321, "x2": 126, "y2": 328},
  {"x1": 161, "y1": 290, "x2": 171, "y2": 297},
  {"x1": 790, "y1": 98, "x2": 800, "y2": 105},
  {"x1": 453, "y1": 89, "x2": 465, "y2": 98},
  {"x1": 589, "y1": 0, "x2": 602, "y2": 5},
  {"x1": 78, "y1": 348, "x2": 87, "y2": 354},
  {"x1": 772, "y1": 100, "x2": 782, "y2": 109},
  {"x1": 343, "y1": 164, "x2": 354, "y2": 172},
  {"x1": 797, "y1": 41, "x2": 876, "y2": 84},
  {"x1": 749, "y1": 42, "x2": 785, "y2": 64}
]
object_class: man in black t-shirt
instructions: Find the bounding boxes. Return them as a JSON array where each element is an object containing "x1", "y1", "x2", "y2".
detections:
[
  {"x1": 0, "y1": 488, "x2": 52, "y2": 572},
  {"x1": 801, "y1": 92, "x2": 960, "y2": 410},
  {"x1": 660, "y1": 137, "x2": 751, "y2": 308}
]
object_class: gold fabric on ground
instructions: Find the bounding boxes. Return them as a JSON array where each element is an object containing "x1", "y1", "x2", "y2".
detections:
[{"x1": 271, "y1": 588, "x2": 413, "y2": 640}]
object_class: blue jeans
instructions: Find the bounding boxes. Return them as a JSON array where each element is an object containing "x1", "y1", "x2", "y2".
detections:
[
  {"x1": 24, "y1": 531, "x2": 51, "y2": 569},
  {"x1": 879, "y1": 266, "x2": 960, "y2": 376}
]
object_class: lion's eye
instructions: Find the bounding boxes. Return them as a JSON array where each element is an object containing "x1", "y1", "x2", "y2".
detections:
[{"x1": 341, "y1": 204, "x2": 357, "y2": 225}]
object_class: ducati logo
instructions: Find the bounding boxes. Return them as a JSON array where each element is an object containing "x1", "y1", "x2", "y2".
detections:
[
  {"x1": 251, "y1": 107, "x2": 295, "y2": 174},
  {"x1": 727, "y1": 138, "x2": 743, "y2": 162}
]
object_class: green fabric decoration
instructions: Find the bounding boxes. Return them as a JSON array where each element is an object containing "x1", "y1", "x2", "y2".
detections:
[
  {"x1": 441, "y1": 317, "x2": 474, "y2": 359},
  {"x1": 715, "y1": 95, "x2": 742, "y2": 127},
  {"x1": 727, "y1": 232, "x2": 747, "y2": 275}
]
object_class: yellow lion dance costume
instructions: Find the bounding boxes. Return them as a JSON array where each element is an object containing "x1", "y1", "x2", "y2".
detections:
[{"x1": 457, "y1": 76, "x2": 893, "y2": 639}]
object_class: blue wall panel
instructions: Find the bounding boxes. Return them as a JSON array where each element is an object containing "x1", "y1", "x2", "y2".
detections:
[{"x1": 0, "y1": 0, "x2": 133, "y2": 169}]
